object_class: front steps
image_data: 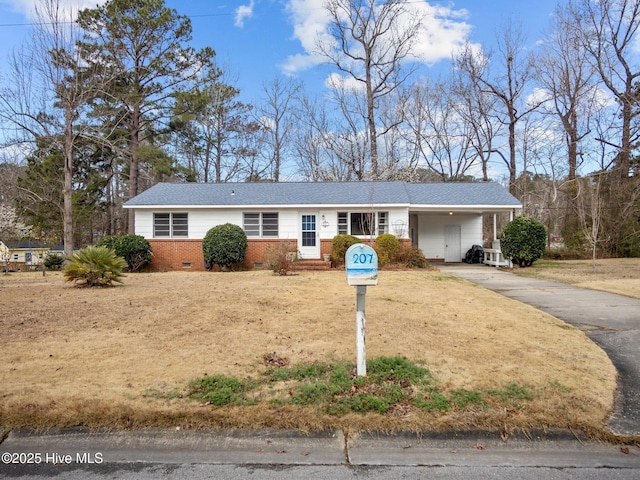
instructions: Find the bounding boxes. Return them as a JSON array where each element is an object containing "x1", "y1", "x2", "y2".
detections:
[{"x1": 293, "y1": 259, "x2": 332, "y2": 271}]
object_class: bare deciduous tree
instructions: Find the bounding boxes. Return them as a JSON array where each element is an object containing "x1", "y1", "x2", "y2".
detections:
[
  {"x1": 535, "y1": 2, "x2": 599, "y2": 182},
  {"x1": 255, "y1": 77, "x2": 302, "y2": 181},
  {"x1": 0, "y1": 0, "x2": 98, "y2": 256},
  {"x1": 451, "y1": 46, "x2": 502, "y2": 182},
  {"x1": 577, "y1": 0, "x2": 640, "y2": 179},
  {"x1": 317, "y1": 0, "x2": 422, "y2": 179},
  {"x1": 456, "y1": 20, "x2": 540, "y2": 194},
  {"x1": 405, "y1": 80, "x2": 477, "y2": 181}
]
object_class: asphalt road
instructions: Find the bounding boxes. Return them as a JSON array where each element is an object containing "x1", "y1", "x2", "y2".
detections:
[{"x1": 1, "y1": 428, "x2": 638, "y2": 479}]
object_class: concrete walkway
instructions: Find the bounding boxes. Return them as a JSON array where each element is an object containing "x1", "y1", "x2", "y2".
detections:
[{"x1": 439, "y1": 264, "x2": 640, "y2": 437}]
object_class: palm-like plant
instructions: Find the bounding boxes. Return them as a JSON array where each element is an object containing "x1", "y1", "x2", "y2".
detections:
[{"x1": 63, "y1": 246, "x2": 127, "y2": 287}]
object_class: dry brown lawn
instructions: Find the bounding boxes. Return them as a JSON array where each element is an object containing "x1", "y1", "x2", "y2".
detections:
[
  {"x1": 512, "y1": 258, "x2": 640, "y2": 299},
  {"x1": 0, "y1": 267, "x2": 618, "y2": 436}
]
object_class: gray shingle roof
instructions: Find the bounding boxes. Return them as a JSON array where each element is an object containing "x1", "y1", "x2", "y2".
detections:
[
  {"x1": 403, "y1": 182, "x2": 521, "y2": 206},
  {"x1": 124, "y1": 181, "x2": 521, "y2": 208}
]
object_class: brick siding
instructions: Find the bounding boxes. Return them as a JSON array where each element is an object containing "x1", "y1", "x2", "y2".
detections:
[
  {"x1": 148, "y1": 239, "x2": 304, "y2": 271},
  {"x1": 147, "y1": 237, "x2": 412, "y2": 271}
]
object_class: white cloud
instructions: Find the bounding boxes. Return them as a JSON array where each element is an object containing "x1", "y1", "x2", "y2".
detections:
[
  {"x1": 407, "y1": 2, "x2": 473, "y2": 65},
  {"x1": 527, "y1": 86, "x2": 552, "y2": 108},
  {"x1": 324, "y1": 72, "x2": 363, "y2": 92},
  {"x1": 280, "y1": 52, "x2": 323, "y2": 76},
  {"x1": 0, "y1": 0, "x2": 105, "y2": 20},
  {"x1": 282, "y1": 0, "x2": 473, "y2": 75},
  {"x1": 235, "y1": 0, "x2": 255, "y2": 28},
  {"x1": 283, "y1": 0, "x2": 332, "y2": 74}
]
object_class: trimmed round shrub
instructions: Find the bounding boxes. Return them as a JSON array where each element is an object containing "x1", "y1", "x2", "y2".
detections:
[
  {"x1": 331, "y1": 234, "x2": 362, "y2": 266},
  {"x1": 63, "y1": 246, "x2": 127, "y2": 287},
  {"x1": 374, "y1": 233, "x2": 400, "y2": 266},
  {"x1": 96, "y1": 234, "x2": 152, "y2": 272},
  {"x1": 202, "y1": 223, "x2": 248, "y2": 270},
  {"x1": 44, "y1": 253, "x2": 65, "y2": 270},
  {"x1": 500, "y1": 215, "x2": 547, "y2": 268}
]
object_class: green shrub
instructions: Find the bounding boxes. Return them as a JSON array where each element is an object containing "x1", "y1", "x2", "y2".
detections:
[
  {"x1": 95, "y1": 235, "x2": 119, "y2": 251},
  {"x1": 396, "y1": 244, "x2": 430, "y2": 268},
  {"x1": 374, "y1": 233, "x2": 400, "y2": 266},
  {"x1": 97, "y1": 234, "x2": 152, "y2": 272},
  {"x1": 63, "y1": 246, "x2": 127, "y2": 287},
  {"x1": 44, "y1": 253, "x2": 65, "y2": 270},
  {"x1": 202, "y1": 223, "x2": 248, "y2": 270},
  {"x1": 331, "y1": 234, "x2": 362, "y2": 266},
  {"x1": 500, "y1": 216, "x2": 547, "y2": 267}
]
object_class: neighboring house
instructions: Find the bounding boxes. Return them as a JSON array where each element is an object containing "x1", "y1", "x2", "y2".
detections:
[
  {"x1": 1, "y1": 240, "x2": 49, "y2": 271},
  {"x1": 0, "y1": 241, "x2": 9, "y2": 269},
  {"x1": 123, "y1": 181, "x2": 522, "y2": 271}
]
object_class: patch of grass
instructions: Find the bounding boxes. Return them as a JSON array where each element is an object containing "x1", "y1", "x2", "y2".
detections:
[
  {"x1": 187, "y1": 375, "x2": 257, "y2": 406},
  {"x1": 366, "y1": 356, "x2": 433, "y2": 385},
  {"x1": 549, "y1": 381, "x2": 571, "y2": 393},
  {"x1": 413, "y1": 391, "x2": 451, "y2": 412},
  {"x1": 187, "y1": 357, "x2": 447, "y2": 415},
  {"x1": 186, "y1": 356, "x2": 532, "y2": 418},
  {"x1": 488, "y1": 383, "x2": 535, "y2": 402},
  {"x1": 451, "y1": 389, "x2": 485, "y2": 410},
  {"x1": 142, "y1": 388, "x2": 184, "y2": 402},
  {"x1": 291, "y1": 382, "x2": 332, "y2": 405}
]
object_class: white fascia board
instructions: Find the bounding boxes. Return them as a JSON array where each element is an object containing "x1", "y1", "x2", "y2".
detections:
[
  {"x1": 410, "y1": 204, "x2": 522, "y2": 211},
  {"x1": 124, "y1": 203, "x2": 411, "y2": 210}
]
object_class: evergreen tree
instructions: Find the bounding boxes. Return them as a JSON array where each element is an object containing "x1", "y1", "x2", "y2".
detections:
[{"x1": 76, "y1": 0, "x2": 214, "y2": 231}]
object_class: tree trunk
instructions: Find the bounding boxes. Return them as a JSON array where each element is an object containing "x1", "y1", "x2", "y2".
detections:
[
  {"x1": 127, "y1": 105, "x2": 141, "y2": 234},
  {"x1": 63, "y1": 109, "x2": 74, "y2": 256},
  {"x1": 366, "y1": 69, "x2": 378, "y2": 180},
  {"x1": 508, "y1": 116, "x2": 517, "y2": 195}
]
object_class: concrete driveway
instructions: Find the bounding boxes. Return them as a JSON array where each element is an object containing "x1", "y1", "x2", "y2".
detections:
[{"x1": 439, "y1": 264, "x2": 640, "y2": 437}]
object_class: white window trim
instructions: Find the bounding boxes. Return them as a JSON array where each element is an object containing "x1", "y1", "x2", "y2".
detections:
[
  {"x1": 337, "y1": 211, "x2": 390, "y2": 236},
  {"x1": 243, "y1": 212, "x2": 279, "y2": 238},
  {"x1": 153, "y1": 212, "x2": 188, "y2": 238}
]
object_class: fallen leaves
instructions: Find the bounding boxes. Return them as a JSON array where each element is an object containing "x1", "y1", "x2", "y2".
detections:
[{"x1": 262, "y1": 352, "x2": 290, "y2": 368}]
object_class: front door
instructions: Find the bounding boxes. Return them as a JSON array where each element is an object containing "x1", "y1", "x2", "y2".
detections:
[
  {"x1": 299, "y1": 213, "x2": 320, "y2": 259},
  {"x1": 444, "y1": 225, "x2": 461, "y2": 262}
]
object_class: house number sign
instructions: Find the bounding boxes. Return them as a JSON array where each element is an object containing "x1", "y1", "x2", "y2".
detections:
[
  {"x1": 345, "y1": 244, "x2": 378, "y2": 286},
  {"x1": 345, "y1": 244, "x2": 378, "y2": 376}
]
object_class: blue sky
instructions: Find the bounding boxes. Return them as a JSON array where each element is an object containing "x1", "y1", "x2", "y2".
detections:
[{"x1": 0, "y1": 0, "x2": 561, "y2": 104}]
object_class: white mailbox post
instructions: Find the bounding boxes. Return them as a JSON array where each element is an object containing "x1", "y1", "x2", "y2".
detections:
[{"x1": 345, "y1": 243, "x2": 378, "y2": 376}]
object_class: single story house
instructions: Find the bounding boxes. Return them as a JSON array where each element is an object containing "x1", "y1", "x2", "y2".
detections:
[
  {"x1": 0, "y1": 240, "x2": 49, "y2": 271},
  {"x1": 123, "y1": 181, "x2": 522, "y2": 271}
]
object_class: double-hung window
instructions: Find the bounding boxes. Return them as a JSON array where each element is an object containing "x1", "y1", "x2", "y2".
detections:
[
  {"x1": 243, "y1": 213, "x2": 279, "y2": 238},
  {"x1": 377, "y1": 211, "x2": 389, "y2": 234},
  {"x1": 153, "y1": 213, "x2": 188, "y2": 238}
]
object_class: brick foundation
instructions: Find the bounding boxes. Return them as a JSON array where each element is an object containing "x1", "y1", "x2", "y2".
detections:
[
  {"x1": 147, "y1": 237, "x2": 413, "y2": 271},
  {"x1": 148, "y1": 239, "x2": 307, "y2": 271},
  {"x1": 148, "y1": 239, "x2": 206, "y2": 271}
]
